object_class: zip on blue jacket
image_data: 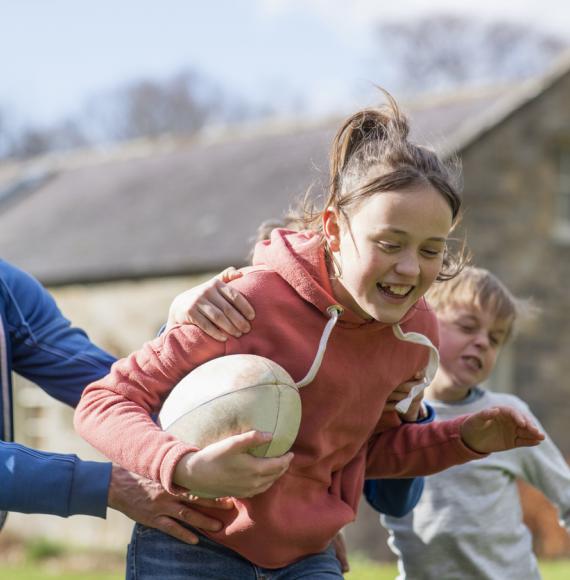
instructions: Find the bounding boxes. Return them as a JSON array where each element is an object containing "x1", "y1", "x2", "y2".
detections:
[
  {"x1": 0, "y1": 260, "x2": 116, "y2": 528},
  {"x1": 364, "y1": 403, "x2": 435, "y2": 516}
]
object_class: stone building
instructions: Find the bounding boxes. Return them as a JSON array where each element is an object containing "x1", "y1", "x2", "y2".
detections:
[{"x1": 1, "y1": 54, "x2": 569, "y2": 558}]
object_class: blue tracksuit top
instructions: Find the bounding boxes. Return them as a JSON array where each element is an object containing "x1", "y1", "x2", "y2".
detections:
[{"x1": 0, "y1": 260, "x2": 115, "y2": 527}]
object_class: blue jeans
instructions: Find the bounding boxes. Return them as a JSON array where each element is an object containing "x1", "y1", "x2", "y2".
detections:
[{"x1": 126, "y1": 524, "x2": 343, "y2": 579}]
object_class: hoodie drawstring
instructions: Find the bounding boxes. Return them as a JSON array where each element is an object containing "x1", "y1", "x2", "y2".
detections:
[
  {"x1": 294, "y1": 308, "x2": 439, "y2": 415},
  {"x1": 391, "y1": 323, "x2": 440, "y2": 413},
  {"x1": 296, "y1": 305, "x2": 344, "y2": 388}
]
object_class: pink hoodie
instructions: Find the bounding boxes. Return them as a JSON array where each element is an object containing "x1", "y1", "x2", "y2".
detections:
[{"x1": 75, "y1": 229, "x2": 484, "y2": 568}]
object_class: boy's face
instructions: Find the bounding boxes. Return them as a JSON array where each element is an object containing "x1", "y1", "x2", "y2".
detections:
[{"x1": 436, "y1": 303, "x2": 512, "y2": 392}]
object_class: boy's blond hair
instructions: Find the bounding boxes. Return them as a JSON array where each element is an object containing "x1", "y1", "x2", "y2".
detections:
[{"x1": 427, "y1": 267, "x2": 535, "y2": 340}]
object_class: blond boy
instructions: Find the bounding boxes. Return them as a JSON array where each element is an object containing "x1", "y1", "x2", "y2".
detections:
[{"x1": 382, "y1": 267, "x2": 570, "y2": 580}]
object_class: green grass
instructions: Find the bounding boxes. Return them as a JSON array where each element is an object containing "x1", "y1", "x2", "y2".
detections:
[
  {"x1": 539, "y1": 558, "x2": 570, "y2": 580},
  {"x1": 0, "y1": 565, "x2": 122, "y2": 580},
  {"x1": 346, "y1": 555, "x2": 398, "y2": 579},
  {"x1": 25, "y1": 538, "x2": 66, "y2": 561},
  {"x1": 1, "y1": 556, "x2": 570, "y2": 579},
  {"x1": 344, "y1": 555, "x2": 570, "y2": 580},
  {"x1": 0, "y1": 537, "x2": 124, "y2": 579}
]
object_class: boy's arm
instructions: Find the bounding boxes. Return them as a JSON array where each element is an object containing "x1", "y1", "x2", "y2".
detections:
[
  {"x1": 511, "y1": 407, "x2": 570, "y2": 531},
  {"x1": 165, "y1": 267, "x2": 254, "y2": 339}
]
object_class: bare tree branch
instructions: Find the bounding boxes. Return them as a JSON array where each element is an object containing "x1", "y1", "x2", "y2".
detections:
[{"x1": 374, "y1": 14, "x2": 568, "y2": 93}]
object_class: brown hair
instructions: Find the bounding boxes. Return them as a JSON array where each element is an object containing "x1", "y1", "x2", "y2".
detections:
[
  {"x1": 426, "y1": 266, "x2": 537, "y2": 339},
  {"x1": 288, "y1": 89, "x2": 466, "y2": 281}
]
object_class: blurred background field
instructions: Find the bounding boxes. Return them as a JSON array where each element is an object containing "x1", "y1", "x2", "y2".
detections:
[
  {"x1": 2, "y1": 534, "x2": 570, "y2": 579},
  {"x1": 2, "y1": 540, "x2": 570, "y2": 580},
  {"x1": 1, "y1": 0, "x2": 570, "y2": 575}
]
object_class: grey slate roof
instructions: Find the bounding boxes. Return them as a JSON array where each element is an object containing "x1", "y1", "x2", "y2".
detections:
[{"x1": 1, "y1": 55, "x2": 569, "y2": 285}]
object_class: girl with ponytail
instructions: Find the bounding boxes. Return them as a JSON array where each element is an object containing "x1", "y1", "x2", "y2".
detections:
[{"x1": 75, "y1": 90, "x2": 543, "y2": 579}]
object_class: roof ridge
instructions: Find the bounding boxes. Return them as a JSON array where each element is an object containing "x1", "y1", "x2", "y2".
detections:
[{"x1": 437, "y1": 49, "x2": 570, "y2": 157}]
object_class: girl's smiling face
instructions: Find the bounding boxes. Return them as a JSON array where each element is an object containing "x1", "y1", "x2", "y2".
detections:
[{"x1": 324, "y1": 186, "x2": 453, "y2": 324}]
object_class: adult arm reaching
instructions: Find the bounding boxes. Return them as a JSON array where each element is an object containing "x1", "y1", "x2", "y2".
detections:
[{"x1": 1, "y1": 261, "x2": 253, "y2": 543}]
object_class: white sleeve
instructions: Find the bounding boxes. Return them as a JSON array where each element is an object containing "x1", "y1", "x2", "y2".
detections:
[{"x1": 517, "y1": 423, "x2": 570, "y2": 532}]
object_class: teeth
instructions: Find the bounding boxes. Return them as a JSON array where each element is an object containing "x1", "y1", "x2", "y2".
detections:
[
  {"x1": 381, "y1": 284, "x2": 412, "y2": 296},
  {"x1": 465, "y1": 357, "x2": 482, "y2": 370}
]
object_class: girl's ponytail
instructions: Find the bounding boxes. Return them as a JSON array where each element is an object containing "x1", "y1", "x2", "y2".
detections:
[{"x1": 330, "y1": 90, "x2": 410, "y2": 198}]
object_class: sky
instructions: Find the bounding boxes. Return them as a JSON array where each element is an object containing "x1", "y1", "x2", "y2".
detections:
[{"x1": 1, "y1": 0, "x2": 569, "y2": 128}]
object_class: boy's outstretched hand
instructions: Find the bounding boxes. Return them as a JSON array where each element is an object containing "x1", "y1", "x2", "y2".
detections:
[{"x1": 460, "y1": 406, "x2": 545, "y2": 454}]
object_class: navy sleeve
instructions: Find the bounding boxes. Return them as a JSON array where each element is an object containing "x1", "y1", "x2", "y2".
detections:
[
  {"x1": 0, "y1": 261, "x2": 116, "y2": 519},
  {"x1": 364, "y1": 476, "x2": 425, "y2": 517},
  {"x1": 364, "y1": 403, "x2": 434, "y2": 516},
  {"x1": 3, "y1": 261, "x2": 115, "y2": 407},
  {"x1": 0, "y1": 442, "x2": 112, "y2": 517}
]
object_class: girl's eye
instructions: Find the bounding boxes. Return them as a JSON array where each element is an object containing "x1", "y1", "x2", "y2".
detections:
[
  {"x1": 421, "y1": 248, "x2": 443, "y2": 258},
  {"x1": 457, "y1": 323, "x2": 476, "y2": 333},
  {"x1": 378, "y1": 241, "x2": 400, "y2": 252}
]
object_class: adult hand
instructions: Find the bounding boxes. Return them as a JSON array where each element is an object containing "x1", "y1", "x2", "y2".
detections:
[
  {"x1": 385, "y1": 372, "x2": 425, "y2": 422},
  {"x1": 332, "y1": 530, "x2": 350, "y2": 573},
  {"x1": 460, "y1": 406, "x2": 544, "y2": 454},
  {"x1": 174, "y1": 431, "x2": 293, "y2": 499},
  {"x1": 166, "y1": 267, "x2": 255, "y2": 340},
  {"x1": 107, "y1": 465, "x2": 234, "y2": 544}
]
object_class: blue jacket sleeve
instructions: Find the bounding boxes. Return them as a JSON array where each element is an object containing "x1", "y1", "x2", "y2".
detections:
[
  {"x1": 364, "y1": 403, "x2": 434, "y2": 516},
  {"x1": 0, "y1": 442, "x2": 112, "y2": 517},
  {"x1": 3, "y1": 261, "x2": 116, "y2": 407},
  {"x1": 0, "y1": 261, "x2": 116, "y2": 518}
]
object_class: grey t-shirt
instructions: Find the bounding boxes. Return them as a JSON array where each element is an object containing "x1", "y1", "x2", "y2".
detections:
[{"x1": 382, "y1": 389, "x2": 570, "y2": 580}]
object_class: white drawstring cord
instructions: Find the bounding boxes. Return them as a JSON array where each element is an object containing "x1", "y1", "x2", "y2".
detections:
[
  {"x1": 296, "y1": 305, "x2": 344, "y2": 388},
  {"x1": 391, "y1": 323, "x2": 440, "y2": 413},
  {"x1": 294, "y1": 309, "x2": 439, "y2": 413}
]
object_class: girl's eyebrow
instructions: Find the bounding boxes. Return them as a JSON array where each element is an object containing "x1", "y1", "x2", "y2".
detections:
[{"x1": 378, "y1": 227, "x2": 447, "y2": 243}]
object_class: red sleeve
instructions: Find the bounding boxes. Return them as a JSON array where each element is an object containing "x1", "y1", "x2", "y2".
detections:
[
  {"x1": 365, "y1": 416, "x2": 488, "y2": 478},
  {"x1": 74, "y1": 324, "x2": 226, "y2": 492}
]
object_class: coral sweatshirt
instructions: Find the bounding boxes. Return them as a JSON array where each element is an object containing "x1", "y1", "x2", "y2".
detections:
[{"x1": 75, "y1": 229, "x2": 484, "y2": 568}]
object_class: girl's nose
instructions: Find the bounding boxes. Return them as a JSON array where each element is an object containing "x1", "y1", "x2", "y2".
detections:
[{"x1": 394, "y1": 253, "x2": 420, "y2": 278}]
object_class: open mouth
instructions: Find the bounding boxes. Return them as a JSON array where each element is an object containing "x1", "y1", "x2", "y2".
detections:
[
  {"x1": 377, "y1": 283, "x2": 414, "y2": 299},
  {"x1": 462, "y1": 356, "x2": 483, "y2": 371}
]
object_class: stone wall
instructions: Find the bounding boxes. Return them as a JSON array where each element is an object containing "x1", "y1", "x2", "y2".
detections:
[{"x1": 458, "y1": 72, "x2": 570, "y2": 455}]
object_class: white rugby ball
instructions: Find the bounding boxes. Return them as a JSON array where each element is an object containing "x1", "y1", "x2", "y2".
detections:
[{"x1": 158, "y1": 354, "x2": 302, "y2": 460}]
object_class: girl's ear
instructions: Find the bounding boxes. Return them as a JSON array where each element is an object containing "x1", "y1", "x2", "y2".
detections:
[{"x1": 323, "y1": 207, "x2": 341, "y2": 251}]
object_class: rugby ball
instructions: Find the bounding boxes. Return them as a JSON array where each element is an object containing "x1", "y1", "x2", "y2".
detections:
[{"x1": 158, "y1": 354, "x2": 302, "y2": 460}]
